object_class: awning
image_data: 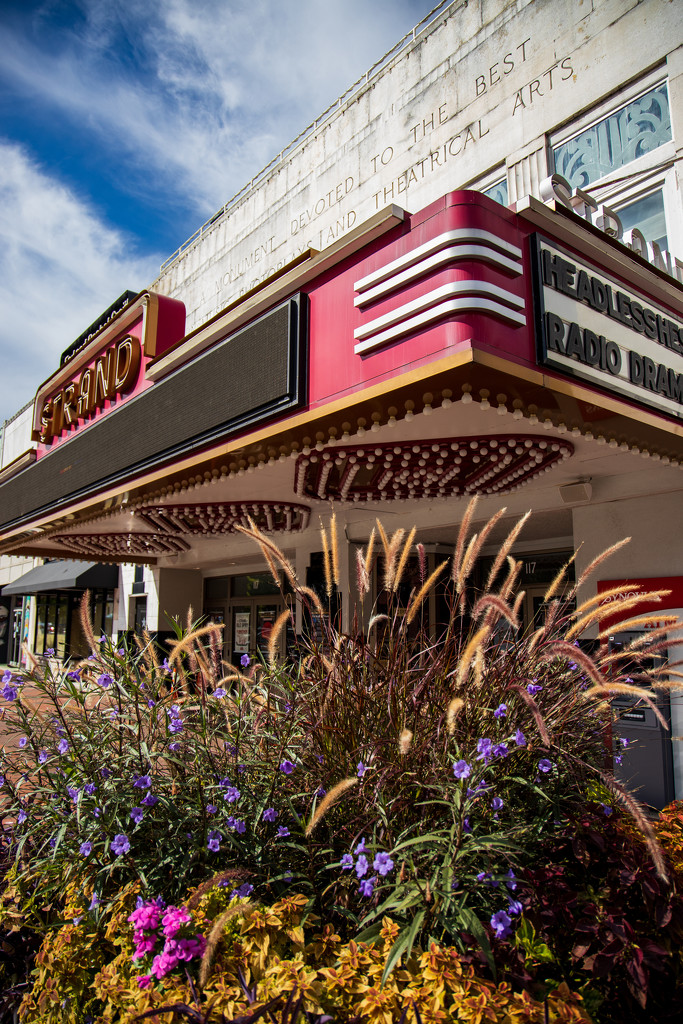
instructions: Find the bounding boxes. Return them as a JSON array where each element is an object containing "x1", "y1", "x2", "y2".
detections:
[{"x1": 1, "y1": 561, "x2": 118, "y2": 596}]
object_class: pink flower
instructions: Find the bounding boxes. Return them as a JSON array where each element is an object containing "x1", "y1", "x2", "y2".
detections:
[
  {"x1": 161, "y1": 905, "x2": 191, "y2": 938},
  {"x1": 137, "y1": 974, "x2": 153, "y2": 989}
]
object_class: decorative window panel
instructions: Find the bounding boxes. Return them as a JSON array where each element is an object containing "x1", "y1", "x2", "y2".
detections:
[{"x1": 553, "y1": 82, "x2": 671, "y2": 189}]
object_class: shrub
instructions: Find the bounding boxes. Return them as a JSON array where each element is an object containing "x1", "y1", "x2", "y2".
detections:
[{"x1": 507, "y1": 803, "x2": 683, "y2": 1021}]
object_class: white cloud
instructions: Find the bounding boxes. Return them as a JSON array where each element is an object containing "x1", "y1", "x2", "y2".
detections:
[
  {"x1": 0, "y1": 0, "x2": 437, "y2": 216},
  {"x1": 0, "y1": 0, "x2": 440, "y2": 425},
  {"x1": 0, "y1": 142, "x2": 161, "y2": 426}
]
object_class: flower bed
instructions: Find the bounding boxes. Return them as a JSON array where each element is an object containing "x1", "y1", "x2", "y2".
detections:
[{"x1": 1, "y1": 506, "x2": 682, "y2": 1022}]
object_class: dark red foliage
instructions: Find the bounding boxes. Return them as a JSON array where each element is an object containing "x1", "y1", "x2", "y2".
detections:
[{"x1": 515, "y1": 804, "x2": 683, "y2": 1022}]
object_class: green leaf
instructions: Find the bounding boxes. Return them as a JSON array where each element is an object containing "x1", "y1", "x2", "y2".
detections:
[
  {"x1": 456, "y1": 906, "x2": 495, "y2": 976},
  {"x1": 380, "y1": 908, "x2": 426, "y2": 986}
]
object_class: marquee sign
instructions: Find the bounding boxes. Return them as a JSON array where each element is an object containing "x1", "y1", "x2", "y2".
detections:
[
  {"x1": 32, "y1": 291, "x2": 186, "y2": 448},
  {"x1": 532, "y1": 235, "x2": 683, "y2": 421}
]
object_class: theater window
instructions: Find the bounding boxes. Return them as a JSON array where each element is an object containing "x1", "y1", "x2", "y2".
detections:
[{"x1": 551, "y1": 74, "x2": 676, "y2": 252}]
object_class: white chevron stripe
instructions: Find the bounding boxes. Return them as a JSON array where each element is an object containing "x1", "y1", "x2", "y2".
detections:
[
  {"x1": 354, "y1": 296, "x2": 526, "y2": 355},
  {"x1": 354, "y1": 280, "x2": 524, "y2": 341},
  {"x1": 355, "y1": 228, "x2": 523, "y2": 302}
]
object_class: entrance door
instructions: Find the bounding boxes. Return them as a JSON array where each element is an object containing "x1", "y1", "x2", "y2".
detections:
[{"x1": 228, "y1": 598, "x2": 285, "y2": 666}]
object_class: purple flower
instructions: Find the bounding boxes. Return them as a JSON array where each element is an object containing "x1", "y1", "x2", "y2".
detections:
[
  {"x1": 527, "y1": 683, "x2": 543, "y2": 695},
  {"x1": 67, "y1": 786, "x2": 80, "y2": 800},
  {"x1": 601, "y1": 803, "x2": 613, "y2": 817},
  {"x1": 233, "y1": 819, "x2": 246, "y2": 834},
  {"x1": 97, "y1": 673, "x2": 113, "y2": 689},
  {"x1": 373, "y1": 852, "x2": 394, "y2": 876},
  {"x1": 17, "y1": 809, "x2": 27, "y2": 824},
  {"x1": 206, "y1": 804, "x2": 217, "y2": 814},
  {"x1": 169, "y1": 719, "x2": 183, "y2": 734},
  {"x1": 538, "y1": 759, "x2": 552, "y2": 773},
  {"x1": 223, "y1": 786, "x2": 240, "y2": 803},
  {"x1": 2, "y1": 684, "x2": 18, "y2": 701},
  {"x1": 100, "y1": 767, "x2": 112, "y2": 779},
  {"x1": 147, "y1": 699, "x2": 156, "y2": 708},
  {"x1": 355, "y1": 838, "x2": 366, "y2": 854},
  {"x1": 84, "y1": 782, "x2": 97, "y2": 795},
  {"x1": 231, "y1": 882, "x2": 254, "y2": 899},
  {"x1": 492, "y1": 742, "x2": 509, "y2": 758},
  {"x1": 476, "y1": 738, "x2": 493, "y2": 763},
  {"x1": 2, "y1": 670, "x2": 12, "y2": 683},
  {"x1": 493, "y1": 703, "x2": 507, "y2": 719},
  {"x1": 89, "y1": 893, "x2": 101, "y2": 910},
  {"x1": 340, "y1": 854, "x2": 354, "y2": 870},
  {"x1": 620, "y1": 737, "x2": 630, "y2": 748},
  {"x1": 492, "y1": 796, "x2": 504, "y2": 812},
  {"x1": 111, "y1": 833, "x2": 130, "y2": 856},
  {"x1": 276, "y1": 826, "x2": 290, "y2": 838},
  {"x1": 463, "y1": 817, "x2": 471, "y2": 833},
  {"x1": 453, "y1": 759, "x2": 471, "y2": 779},
  {"x1": 615, "y1": 754, "x2": 623, "y2": 765},
  {"x1": 0, "y1": 775, "x2": 4, "y2": 787},
  {"x1": 359, "y1": 876, "x2": 376, "y2": 897},
  {"x1": 263, "y1": 807, "x2": 278, "y2": 822},
  {"x1": 38, "y1": 750, "x2": 48, "y2": 764},
  {"x1": 162, "y1": 658, "x2": 171, "y2": 673},
  {"x1": 514, "y1": 729, "x2": 526, "y2": 747},
  {"x1": 133, "y1": 775, "x2": 152, "y2": 789},
  {"x1": 207, "y1": 829, "x2": 222, "y2": 852},
  {"x1": 490, "y1": 909, "x2": 512, "y2": 939},
  {"x1": 213, "y1": 688, "x2": 226, "y2": 699},
  {"x1": 118, "y1": 647, "x2": 125, "y2": 656},
  {"x1": 279, "y1": 759, "x2": 295, "y2": 775},
  {"x1": 46, "y1": 647, "x2": 55, "y2": 656},
  {"x1": 506, "y1": 869, "x2": 517, "y2": 890},
  {"x1": 508, "y1": 899, "x2": 523, "y2": 916},
  {"x1": 357, "y1": 762, "x2": 367, "y2": 777},
  {"x1": 240, "y1": 654, "x2": 250, "y2": 668},
  {"x1": 80, "y1": 841, "x2": 92, "y2": 856},
  {"x1": 67, "y1": 670, "x2": 81, "y2": 682},
  {"x1": 355, "y1": 854, "x2": 369, "y2": 878},
  {"x1": 130, "y1": 807, "x2": 144, "y2": 824},
  {"x1": 58, "y1": 739, "x2": 69, "y2": 755},
  {"x1": 169, "y1": 742, "x2": 181, "y2": 751},
  {"x1": 19, "y1": 736, "x2": 27, "y2": 748},
  {"x1": 141, "y1": 792, "x2": 159, "y2": 807}
]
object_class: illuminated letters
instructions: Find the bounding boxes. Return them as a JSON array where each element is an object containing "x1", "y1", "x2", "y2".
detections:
[{"x1": 38, "y1": 334, "x2": 141, "y2": 443}]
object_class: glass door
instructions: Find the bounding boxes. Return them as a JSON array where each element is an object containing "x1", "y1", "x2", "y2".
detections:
[{"x1": 228, "y1": 598, "x2": 285, "y2": 666}]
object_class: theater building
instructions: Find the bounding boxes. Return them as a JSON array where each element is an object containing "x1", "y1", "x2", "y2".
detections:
[{"x1": 1, "y1": 0, "x2": 683, "y2": 806}]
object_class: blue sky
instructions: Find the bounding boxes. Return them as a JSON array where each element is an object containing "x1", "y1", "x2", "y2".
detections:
[{"x1": 0, "y1": 0, "x2": 443, "y2": 427}]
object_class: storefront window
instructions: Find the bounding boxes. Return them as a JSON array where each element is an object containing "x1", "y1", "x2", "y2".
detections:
[
  {"x1": 56, "y1": 595, "x2": 69, "y2": 659},
  {"x1": 104, "y1": 593, "x2": 114, "y2": 637},
  {"x1": 552, "y1": 82, "x2": 671, "y2": 190},
  {"x1": 35, "y1": 594, "x2": 47, "y2": 655},
  {"x1": 231, "y1": 573, "x2": 281, "y2": 598},
  {"x1": 45, "y1": 594, "x2": 57, "y2": 653}
]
